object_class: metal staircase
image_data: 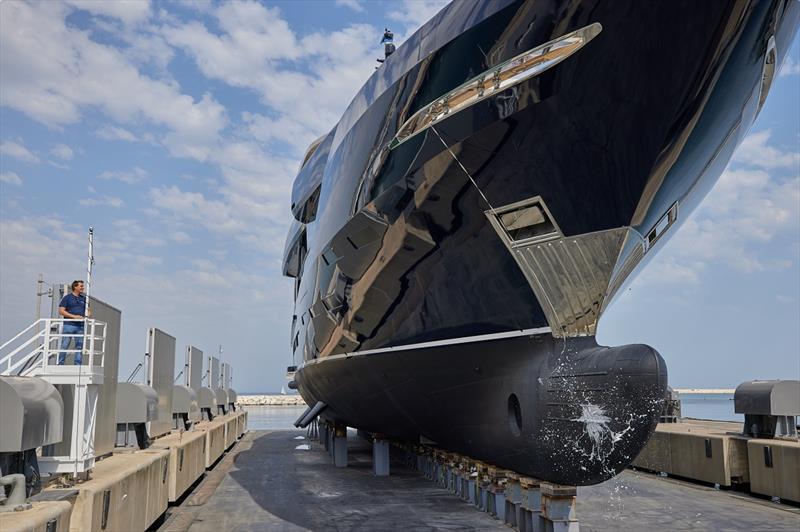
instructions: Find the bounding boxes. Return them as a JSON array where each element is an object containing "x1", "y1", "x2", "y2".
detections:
[{"x1": 1, "y1": 318, "x2": 107, "y2": 476}]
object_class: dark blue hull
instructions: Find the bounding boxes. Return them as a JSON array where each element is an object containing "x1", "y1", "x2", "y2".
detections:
[{"x1": 282, "y1": 0, "x2": 799, "y2": 484}]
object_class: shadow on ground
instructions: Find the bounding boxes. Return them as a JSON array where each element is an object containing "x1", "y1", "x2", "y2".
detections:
[
  {"x1": 185, "y1": 430, "x2": 800, "y2": 532},
  {"x1": 195, "y1": 430, "x2": 504, "y2": 531}
]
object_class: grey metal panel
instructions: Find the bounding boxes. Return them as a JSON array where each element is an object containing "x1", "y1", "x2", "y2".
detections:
[
  {"x1": 0, "y1": 376, "x2": 63, "y2": 452},
  {"x1": 209, "y1": 356, "x2": 220, "y2": 390},
  {"x1": 197, "y1": 387, "x2": 216, "y2": 409},
  {"x1": 487, "y1": 215, "x2": 630, "y2": 337},
  {"x1": 221, "y1": 363, "x2": 230, "y2": 390},
  {"x1": 186, "y1": 346, "x2": 203, "y2": 391},
  {"x1": 115, "y1": 382, "x2": 158, "y2": 423},
  {"x1": 215, "y1": 387, "x2": 228, "y2": 406},
  {"x1": 146, "y1": 328, "x2": 176, "y2": 438},
  {"x1": 89, "y1": 297, "x2": 121, "y2": 457},
  {"x1": 50, "y1": 287, "x2": 121, "y2": 458},
  {"x1": 735, "y1": 380, "x2": 800, "y2": 415},
  {"x1": 171, "y1": 385, "x2": 198, "y2": 417},
  {"x1": 210, "y1": 357, "x2": 226, "y2": 406}
]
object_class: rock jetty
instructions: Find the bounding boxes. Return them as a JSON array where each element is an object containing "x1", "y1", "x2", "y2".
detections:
[{"x1": 237, "y1": 394, "x2": 307, "y2": 406}]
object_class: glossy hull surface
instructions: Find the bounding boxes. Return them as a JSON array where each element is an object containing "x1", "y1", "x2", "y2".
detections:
[
  {"x1": 283, "y1": 0, "x2": 800, "y2": 485},
  {"x1": 298, "y1": 333, "x2": 667, "y2": 485}
]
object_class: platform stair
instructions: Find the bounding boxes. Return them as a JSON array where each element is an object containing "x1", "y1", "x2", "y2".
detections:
[{"x1": 1, "y1": 318, "x2": 107, "y2": 476}]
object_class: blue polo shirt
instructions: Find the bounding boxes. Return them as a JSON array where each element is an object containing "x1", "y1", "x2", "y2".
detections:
[{"x1": 59, "y1": 293, "x2": 86, "y2": 322}]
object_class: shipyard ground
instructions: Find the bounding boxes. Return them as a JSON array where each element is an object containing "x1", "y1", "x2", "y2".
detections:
[{"x1": 159, "y1": 430, "x2": 800, "y2": 531}]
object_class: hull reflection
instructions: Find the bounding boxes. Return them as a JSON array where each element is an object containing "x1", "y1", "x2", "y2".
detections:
[{"x1": 282, "y1": 0, "x2": 799, "y2": 485}]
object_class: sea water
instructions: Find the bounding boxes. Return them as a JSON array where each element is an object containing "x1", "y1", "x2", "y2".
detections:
[
  {"x1": 242, "y1": 404, "x2": 308, "y2": 430},
  {"x1": 677, "y1": 393, "x2": 738, "y2": 422}
]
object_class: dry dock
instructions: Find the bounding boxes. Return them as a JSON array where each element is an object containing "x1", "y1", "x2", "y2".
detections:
[{"x1": 160, "y1": 429, "x2": 800, "y2": 531}]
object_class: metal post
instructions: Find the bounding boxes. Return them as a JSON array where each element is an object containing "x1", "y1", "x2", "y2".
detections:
[
  {"x1": 505, "y1": 475, "x2": 522, "y2": 527},
  {"x1": 373, "y1": 438, "x2": 390, "y2": 476},
  {"x1": 43, "y1": 322, "x2": 51, "y2": 369},
  {"x1": 333, "y1": 422, "x2": 347, "y2": 467},
  {"x1": 85, "y1": 228, "x2": 93, "y2": 316},
  {"x1": 89, "y1": 320, "x2": 97, "y2": 367},
  {"x1": 35, "y1": 273, "x2": 43, "y2": 322},
  {"x1": 184, "y1": 347, "x2": 191, "y2": 387},
  {"x1": 218, "y1": 345, "x2": 223, "y2": 389},
  {"x1": 83, "y1": 227, "x2": 94, "y2": 366},
  {"x1": 520, "y1": 478, "x2": 544, "y2": 532},
  {"x1": 320, "y1": 422, "x2": 328, "y2": 450},
  {"x1": 541, "y1": 483, "x2": 579, "y2": 532},
  {"x1": 145, "y1": 329, "x2": 153, "y2": 385}
]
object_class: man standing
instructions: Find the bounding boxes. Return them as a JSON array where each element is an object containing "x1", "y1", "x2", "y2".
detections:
[{"x1": 57, "y1": 280, "x2": 90, "y2": 365}]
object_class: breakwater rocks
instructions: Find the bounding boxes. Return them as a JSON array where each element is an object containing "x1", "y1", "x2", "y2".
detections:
[
  {"x1": 237, "y1": 394, "x2": 307, "y2": 406},
  {"x1": 674, "y1": 388, "x2": 735, "y2": 394}
]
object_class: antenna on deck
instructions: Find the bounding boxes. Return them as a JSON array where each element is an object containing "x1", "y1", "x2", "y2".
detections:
[
  {"x1": 376, "y1": 28, "x2": 395, "y2": 64},
  {"x1": 85, "y1": 227, "x2": 94, "y2": 317},
  {"x1": 83, "y1": 227, "x2": 94, "y2": 363}
]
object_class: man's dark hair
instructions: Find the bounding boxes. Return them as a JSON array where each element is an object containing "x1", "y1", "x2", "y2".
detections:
[{"x1": 71, "y1": 280, "x2": 84, "y2": 290}]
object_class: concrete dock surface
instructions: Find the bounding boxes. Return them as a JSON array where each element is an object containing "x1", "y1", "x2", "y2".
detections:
[{"x1": 161, "y1": 430, "x2": 800, "y2": 531}]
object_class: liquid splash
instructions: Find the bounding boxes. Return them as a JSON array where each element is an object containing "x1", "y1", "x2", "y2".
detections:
[{"x1": 575, "y1": 403, "x2": 636, "y2": 464}]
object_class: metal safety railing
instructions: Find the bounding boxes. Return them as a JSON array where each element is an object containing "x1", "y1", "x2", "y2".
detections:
[{"x1": 0, "y1": 318, "x2": 107, "y2": 376}]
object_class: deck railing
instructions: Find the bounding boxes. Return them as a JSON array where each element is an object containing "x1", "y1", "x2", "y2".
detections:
[{"x1": 0, "y1": 318, "x2": 106, "y2": 376}]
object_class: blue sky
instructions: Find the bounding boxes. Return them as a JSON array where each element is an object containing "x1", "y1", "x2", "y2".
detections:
[{"x1": 1, "y1": 1, "x2": 798, "y2": 393}]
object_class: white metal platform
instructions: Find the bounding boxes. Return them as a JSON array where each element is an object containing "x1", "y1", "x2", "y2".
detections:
[{"x1": 1, "y1": 318, "x2": 107, "y2": 476}]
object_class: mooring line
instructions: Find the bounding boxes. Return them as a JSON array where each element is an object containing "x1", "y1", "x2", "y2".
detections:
[{"x1": 430, "y1": 125, "x2": 499, "y2": 217}]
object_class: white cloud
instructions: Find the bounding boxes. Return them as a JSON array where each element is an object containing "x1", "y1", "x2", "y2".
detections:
[
  {"x1": 147, "y1": 180, "x2": 288, "y2": 257},
  {"x1": 116, "y1": 26, "x2": 175, "y2": 71},
  {"x1": 108, "y1": 218, "x2": 166, "y2": 250},
  {"x1": 0, "y1": 2, "x2": 227, "y2": 158},
  {"x1": 733, "y1": 130, "x2": 800, "y2": 170},
  {"x1": 0, "y1": 140, "x2": 40, "y2": 163},
  {"x1": 99, "y1": 167, "x2": 148, "y2": 184},
  {"x1": 335, "y1": 0, "x2": 365, "y2": 13},
  {"x1": 637, "y1": 128, "x2": 800, "y2": 285},
  {"x1": 139, "y1": 132, "x2": 298, "y2": 257},
  {"x1": 96, "y1": 125, "x2": 139, "y2": 142},
  {"x1": 242, "y1": 112, "x2": 319, "y2": 155},
  {"x1": 779, "y1": 55, "x2": 800, "y2": 77},
  {"x1": 0, "y1": 171, "x2": 23, "y2": 185},
  {"x1": 388, "y1": 0, "x2": 449, "y2": 33},
  {"x1": 0, "y1": 219, "x2": 84, "y2": 275},
  {"x1": 79, "y1": 196, "x2": 124, "y2": 208},
  {"x1": 149, "y1": 185, "x2": 245, "y2": 234},
  {"x1": 50, "y1": 143, "x2": 74, "y2": 161},
  {"x1": 2, "y1": 1, "x2": 408, "y2": 269},
  {"x1": 637, "y1": 257, "x2": 702, "y2": 285},
  {"x1": 656, "y1": 167, "x2": 799, "y2": 275},
  {"x1": 169, "y1": 231, "x2": 191, "y2": 244},
  {"x1": 162, "y1": 3, "x2": 379, "y2": 150},
  {"x1": 65, "y1": 0, "x2": 152, "y2": 26},
  {"x1": 0, "y1": 0, "x2": 455, "y2": 292}
]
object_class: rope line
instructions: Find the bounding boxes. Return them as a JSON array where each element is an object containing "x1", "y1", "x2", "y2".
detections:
[{"x1": 430, "y1": 126, "x2": 499, "y2": 217}]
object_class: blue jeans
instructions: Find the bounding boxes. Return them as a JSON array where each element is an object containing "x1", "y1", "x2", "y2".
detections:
[{"x1": 58, "y1": 323, "x2": 84, "y2": 365}]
